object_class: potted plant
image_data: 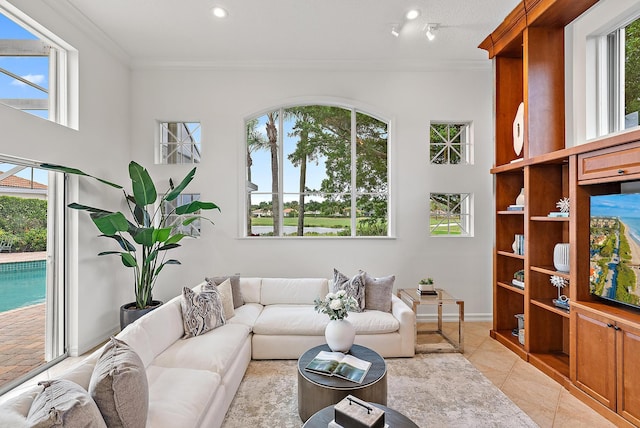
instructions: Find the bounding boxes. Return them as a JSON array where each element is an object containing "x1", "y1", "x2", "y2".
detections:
[
  {"x1": 418, "y1": 277, "x2": 435, "y2": 293},
  {"x1": 42, "y1": 161, "x2": 219, "y2": 328}
]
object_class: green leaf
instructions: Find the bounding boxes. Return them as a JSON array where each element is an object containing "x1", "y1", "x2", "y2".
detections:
[
  {"x1": 165, "y1": 234, "x2": 186, "y2": 244},
  {"x1": 121, "y1": 253, "x2": 137, "y2": 267},
  {"x1": 100, "y1": 234, "x2": 136, "y2": 251},
  {"x1": 165, "y1": 168, "x2": 196, "y2": 202},
  {"x1": 129, "y1": 161, "x2": 157, "y2": 207},
  {"x1": 158, "y1": 243, "x2": 180, "y2": 251},
  {"x1": 68, "y1": 203, "x2": 111, "y2": 214},
  {"x1": 39, "y1": 163, "x2": 122, "y2": 189},
  {"x1": 153, "y1": 227, "x2": 172, "y2": 243},
  {"x1": 175, "y1": 201, "x2": 219, "y2": 215},
  {"x1": 154, "y1": 259, "x2": 181, "y2": 276},
  {"x1": 133, "y1": 227, "x2": 155, "y2": 246},
  {"x1": 144, "y1": 250, "x2": 158, "y2": 266},
  {"x1": 90, "y1": 212, "x2": 129, "y2": 235}
]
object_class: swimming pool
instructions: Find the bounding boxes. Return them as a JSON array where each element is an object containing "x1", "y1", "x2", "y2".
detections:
[{"x1": 0, "y1": 260, "x2": 46, "y2": 313}]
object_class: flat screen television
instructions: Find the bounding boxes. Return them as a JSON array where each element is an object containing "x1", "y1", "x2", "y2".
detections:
[{"x1": 590, "y1": 193, "x2": 640, "y2": 310}]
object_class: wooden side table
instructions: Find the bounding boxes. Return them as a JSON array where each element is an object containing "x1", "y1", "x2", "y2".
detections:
[
  {"x1": 297, "y1": 344, "x2": 387, "y2": 422},
  {"x1": 397, "y1": 288, "x2": 464, "y2": 353}
]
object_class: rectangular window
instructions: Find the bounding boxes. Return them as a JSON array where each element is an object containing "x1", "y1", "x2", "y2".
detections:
[
  {"x1": 429, "y1": 122, "x2": 472, "y2": 165},
  {"x1": 164, "y1": 193, "x2": 202, "y2": 236},
  {"x1": 246, "y1": 106, "x2": 389, "y2": 237},
  {"x1": 158, "y1": 122, "x2": 201, "y2": 164},
  {"x1": 0, "y1": 5, "x2": 77, "y2": 127},
  {"x1": 429, "y1": 193, "x2": 472, "y2": 236}
]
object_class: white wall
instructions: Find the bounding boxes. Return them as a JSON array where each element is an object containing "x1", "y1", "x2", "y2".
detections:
[
  {"x1": 130, "y1": 67, "x2": 495, "y2": 320},
  {"x1": 0, "y1": 0, "x2": 131, "y2": 355}
]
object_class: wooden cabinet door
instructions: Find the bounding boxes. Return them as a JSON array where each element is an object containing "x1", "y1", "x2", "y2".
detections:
[
  {"x1": 617, "y1": 321, "x2": 640, "y2": 426},
  {"x1": 574, "y1": 308, "x2": 616, "y2": 410}
]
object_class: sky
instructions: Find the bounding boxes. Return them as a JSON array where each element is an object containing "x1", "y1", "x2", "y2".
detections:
[
  {"x1": 591, "y1": 193, "x2": 640, "y2": 218},
  {"x1": 0, "y1": 13, "x2": 49, "y2": 119}
]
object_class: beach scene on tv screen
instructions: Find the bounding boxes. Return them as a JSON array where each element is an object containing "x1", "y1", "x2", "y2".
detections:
[{"x1": 590, "y1": 193, "x2": 640, "y2": 307}]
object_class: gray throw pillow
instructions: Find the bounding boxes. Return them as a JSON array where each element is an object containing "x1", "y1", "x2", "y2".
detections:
[
  {"x1": 206, "y1": 275, "x2": 243, "y2": 308},
  {"x1": 181, "y1": 286, "x2": 225, "y2": 338},
  {"x1": 362, "y1": 271, "x2": 395, "y2": 312},
  {"x1": 333, "y1": 268, "x2": 365, "y2": 312},
  {"x1": 27, "y1": 379, "x2": 107, "y2": 428},
  {"x1": 89, "y1": 337, "x2": 148, "y2": 428}
]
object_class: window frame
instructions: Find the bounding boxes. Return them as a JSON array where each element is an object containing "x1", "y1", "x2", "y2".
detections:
[
  {"x1": 157, "y1": 121, "x2": 202, "y2": 165},
  {"x1": 163, "y1": 192, "x2": 203, "y2": 237},
  {"x1": 244, "y1": 104, "x2": 392, "y2": 238},
  {"x1": 0, "y1": 1, "x2": 77, "y2": 128},
  {"x1": 429, "y1": 192, "x2": 473, "y2": 237},
  {"x1": 429, "y1": 122, "x2": 473, "y2": 165}
]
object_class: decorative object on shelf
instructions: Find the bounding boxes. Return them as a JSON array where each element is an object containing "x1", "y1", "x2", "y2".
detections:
[
  {"x1": 418, "y1": 278, "x2": 437, "y2": 295},
  {"x1": 512, "y1": 102, "x2": 524, "y2": 157},
  {"x1": 515, "y1": 188, "x2": 525, "y2": 206},
  {"x1": 511, "y1": 269, "x2": 525, "y2": 289},
  {"x1": 315, "y1": 291, "x2": 358, "y2": 352},
  {"x1": 334, "y1": 395, "x2": 385, "y2": 428},
  {"x1": 553, "y1": 243, "x2": 570, "y2": 272},
  {"x1": 548, "y1": 196, "x2": 570, "y2": 217},
  {"x1": 550, "y1": 275, "x2": 570, "y2": 311},
  {"x1": 513, "y1": 313, "x2": 524, "y2": 345}
]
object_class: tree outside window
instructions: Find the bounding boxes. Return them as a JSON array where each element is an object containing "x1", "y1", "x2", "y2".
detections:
[
  {"x1": 429, "y1": 122, "x2": 472, "y2": 165},
  {"x1": 245, "y1": 106, "x2": 389, "y2": 237}
]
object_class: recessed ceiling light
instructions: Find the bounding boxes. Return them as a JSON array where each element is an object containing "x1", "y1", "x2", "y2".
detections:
[
  {"x1": 405, "y1": 9, "x2": 421, "y2": 20},
  {"x1": 212, "y1": 6, "x2": 228, "y2": 18}
]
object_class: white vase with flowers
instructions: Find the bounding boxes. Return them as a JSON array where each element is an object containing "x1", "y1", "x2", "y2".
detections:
[{"x1": 314, "y1": 290, "x2": 358, "y2": 352}]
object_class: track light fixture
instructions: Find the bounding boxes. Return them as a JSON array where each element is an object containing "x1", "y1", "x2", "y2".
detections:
[
  {"x1": 390, "y1": 9, "x2": 421, "y2": 38},
  {"x1": 426, "y1": 23, "x2": 439, "y2": 41}
]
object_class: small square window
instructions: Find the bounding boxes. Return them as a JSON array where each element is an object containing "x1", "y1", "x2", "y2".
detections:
[
  {"x1": 430, "y1": 193, "x2": 472, "y2": 236},
  {"x1": 429, "y1": 123, "x2": 472, "y2": 165},
  {"x1": 164, "y1": 193, "x2": 202, "y2": 236},
  {"x1": 159, "y1": 122, "x2": 201, "y2": 164}
]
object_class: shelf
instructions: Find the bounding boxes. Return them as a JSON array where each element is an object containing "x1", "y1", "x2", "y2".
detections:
[
  {"x1": 492, "y1": 329, "x2": 527, "y2": 360},
  {"x1": 530, "y1": 266, "x2": 570, "y2": 279},
  {"x1": 497, "y1": 281, "x2": 525, "y2": 295},
  {"x1": 497, "y1": 210, "x2": 525, "y2": 215},
  {"x1": 497, "y1": 251, "x2": 525, "y2": 260},
  {"x1": 531, "y1": 298, "x2": 570, "y2": 318},
  {"x1": 530, "y1": 216, "x2": 569, "y2": 222},
  {"x1": 529, "y1": 352, "x2": 570, "y2": 386}
]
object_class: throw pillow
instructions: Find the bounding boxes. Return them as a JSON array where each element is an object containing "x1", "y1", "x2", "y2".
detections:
[
  {"x1": 362, "y1": 271, "x2": 395, "y2": 312},
  {"x1": 27, "y1": 379, "x2": 107, "y2": 428},
  {"x1": 206, "y1": 275, "x2": 243, "y2": 308},
  {"x1": 89, "y1": 337, "x2": 148, "y2": 428},
  {"x1": 332, "y1": 268, "x2": 365, "y2": 312},
  {"x1": 181, "y1": 286, "x2": 225, "y2": 338},
  {"x1": 204, "y1": 277, "x2": 235, "y2": 320}
]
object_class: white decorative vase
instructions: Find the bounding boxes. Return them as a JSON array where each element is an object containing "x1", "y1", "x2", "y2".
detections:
[
  {"x1": 515, "y1": 188, "x2": 525, "y2": 206},
  {"x1": 553, "y1": 243, "x2": 570, "y2": 273},
  {"x1": 325, "y1": 319, "x2": 356, "y2": 352}
]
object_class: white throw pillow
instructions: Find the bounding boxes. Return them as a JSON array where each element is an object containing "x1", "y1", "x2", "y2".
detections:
[{"x1": 205, "y1": 278, "x2": 235, "y2": 320}]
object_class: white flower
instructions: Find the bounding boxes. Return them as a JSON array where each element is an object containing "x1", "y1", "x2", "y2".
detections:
[
  {"x1": 329, "y1": 299, "x2": 343, "y2": 310},
  {"x1": 326, "y1": 292, "x2": 336, "y2": 300},
  {"x1": 336, "y1": 290, "x2": 346, "y2": 297}
]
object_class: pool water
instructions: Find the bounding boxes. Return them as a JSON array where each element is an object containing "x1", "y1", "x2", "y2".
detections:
[{"x1": 0, "y1": 261, "x2": 46, "y2": 313}]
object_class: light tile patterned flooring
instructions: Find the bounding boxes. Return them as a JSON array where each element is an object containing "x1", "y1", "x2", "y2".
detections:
[{"x1": 0, "y1": 317, "x2": 619, "y2": 427}]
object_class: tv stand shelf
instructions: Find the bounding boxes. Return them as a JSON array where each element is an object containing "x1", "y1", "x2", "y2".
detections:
[{"x1": 483, "y1": 0, "x2": 640, "y2": 425}]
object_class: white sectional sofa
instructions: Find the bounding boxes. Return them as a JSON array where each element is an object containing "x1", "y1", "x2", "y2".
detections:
[{"x1": 0, "y1": 277, "x2": 415, "y2": 428}]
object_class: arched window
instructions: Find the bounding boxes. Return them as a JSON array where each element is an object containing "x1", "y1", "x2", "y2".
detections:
[{"x1": 245, "y1": 105, "x2": 389, "y2": 237}]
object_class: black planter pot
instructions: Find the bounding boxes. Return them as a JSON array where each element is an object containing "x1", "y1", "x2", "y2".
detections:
[{"x1": 120, "y1": 300, "x2": 163, "y2": 330}]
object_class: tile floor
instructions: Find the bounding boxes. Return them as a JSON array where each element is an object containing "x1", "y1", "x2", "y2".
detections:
[{"x1": 0, "y1": 320, "x2": 620, "y2": 427}]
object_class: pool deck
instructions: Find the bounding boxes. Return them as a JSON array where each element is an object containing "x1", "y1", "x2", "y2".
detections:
[{"x1": 0, "y1": 252, "x2": 47, "y2": 391}]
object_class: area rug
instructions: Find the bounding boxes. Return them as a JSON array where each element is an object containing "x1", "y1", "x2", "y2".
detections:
[{"x1": 222, "y1": 353, "x2": 537, "y2": 427}]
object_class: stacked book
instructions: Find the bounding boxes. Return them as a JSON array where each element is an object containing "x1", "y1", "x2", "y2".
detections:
[
  {"x1": 507, "y1": 204, "x2": 524, "y2": 211},
  {"x1": 511, "y1": 269, "x2": 524, "y2": 289},
  {"x1": 548, "y1": 211, "x2": 569, "y2": 218},
  {"x1": 513, "y1": 234, "x2": 524, "y2": 255}
]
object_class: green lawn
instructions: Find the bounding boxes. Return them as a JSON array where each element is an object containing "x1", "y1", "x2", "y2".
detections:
[{"x1": 251, "y1": 216, "x2": 351, "y2": 228}]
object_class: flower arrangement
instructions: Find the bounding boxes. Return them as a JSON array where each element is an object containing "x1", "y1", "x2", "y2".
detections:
[
  {"x1": 419, "y1": 278, "x2": 434, "y2": 285},
  {"x1": 314, "y1": 290, "x2": 358, "y2": 321}
]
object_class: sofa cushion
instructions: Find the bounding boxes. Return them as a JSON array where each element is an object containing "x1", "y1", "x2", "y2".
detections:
[
  {"x1": 89, "y1": 337, "x2": 148, "y2": 428},
  {"x1": 152, "y1": 323, "x2": 251, "y2": 373},
  {"x1": 362, "y1": 271, "x2": 394, "y2": 312},
  {"x1": 145, "y1": 366, "x2": 220, "y2": 428},
  {"x1": 239, "y1": 277, "x2": 262, "y2": 304},
  {"x1": 333, "y1": 269, "x2": 365, "y2": 312},
  {"x1": 181, "y1": 286, "x2": 225, "y2": 338},
  {"x1": 26, "y1": 380, "x2": 106, "y2": 428},
  {"x1": 206, "y1": 275, "x2": 243, "y2": 308},
  {"x1": 344, "y1": 310, "x2": 400, "y2": 334},
  {"x1": 205, "y1": 278, "x2": 235, "y2": 320},
  {"x1": 226, "y1": 302, "x2": 263, "y2": 330},
  {"x1": 260, "y1": 278, "x2": 328, "y2": 305},
  {"x1": 253, "y1": 305, "x2": 328, "y2": 335}
]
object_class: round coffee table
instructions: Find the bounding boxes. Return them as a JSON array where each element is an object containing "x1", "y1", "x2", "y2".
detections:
[
  {"x1": 297, "y1": 344, "x2": 387, "y2": 422},
  {"x1": 302, "y1": 403, "x2": 419, "y2": 428}
]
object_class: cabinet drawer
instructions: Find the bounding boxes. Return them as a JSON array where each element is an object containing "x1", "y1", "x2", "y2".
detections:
[{"x1": 578, "y1": 142, "x2": 640, "y2": 183}]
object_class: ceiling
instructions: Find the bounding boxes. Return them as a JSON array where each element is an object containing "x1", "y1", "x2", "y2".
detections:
[{"x1": 54, "y1": 0, "x2": 520, "y2": 69}]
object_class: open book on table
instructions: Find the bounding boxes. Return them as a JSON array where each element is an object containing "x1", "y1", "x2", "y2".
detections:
[{"x1": 304, "y1": 351, "x2": 372, "y2": 383}]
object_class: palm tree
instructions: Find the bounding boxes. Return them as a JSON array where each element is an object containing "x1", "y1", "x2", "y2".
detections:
[
  {"x1": 265, "y1": 112, "x2": 280, "y2": 236},
  {"x1": 246, "y1": 118, "x2": 268, "y2": 235}
]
